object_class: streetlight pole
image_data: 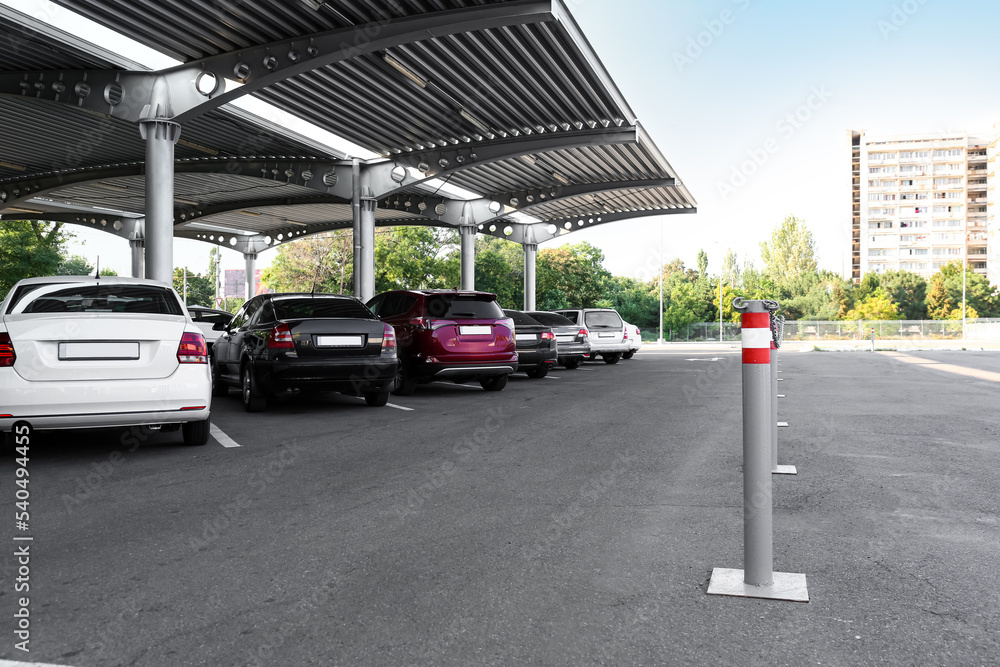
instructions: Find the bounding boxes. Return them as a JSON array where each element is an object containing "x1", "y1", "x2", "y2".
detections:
[
  {"x1": 719, "y1": 267, "x2": 724, "y2": 343},
  {"x1": 962, "y1": 254, "x2": 967, "y2": 341},
  {"x1": 658, "y1": 220, "x2": 664, "y2": 344}
]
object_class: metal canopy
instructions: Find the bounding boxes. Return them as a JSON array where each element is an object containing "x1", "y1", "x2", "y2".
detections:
[{"x1": 0, "y1": 0, "x2": 696, "y2": 283}]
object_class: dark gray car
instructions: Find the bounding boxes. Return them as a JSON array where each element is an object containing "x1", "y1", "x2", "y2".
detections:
[{"x1": 525, "y1": 310, "x2": 592, "y2": 369}]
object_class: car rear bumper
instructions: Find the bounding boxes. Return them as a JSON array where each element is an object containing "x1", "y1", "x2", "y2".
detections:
[
  {"x1": 415, "y1": 360, "x2": 516, "y2": 379},
  {"x1": 257, "y1": 357, "x2": 397, "y2": 394},
  {"x1": 0, "y1": 365, "x2": 211, "y2": 431},
  {"x1": 514, "y1": 347, "x2": 558, "y2": 370},
  {"x1": 589, "y1": 340, "x2": 629, "y2": 354}
]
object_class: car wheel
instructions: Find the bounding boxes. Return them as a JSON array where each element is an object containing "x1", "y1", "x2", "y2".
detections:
[
  {"x1": 480, "y1": 374, "x2": 508, "y2": 391},
  {"x1": 182, "y1": 417, "x2": 211, "y2": 446},
  {"x1": 211, "y1": 355, "x2": 229, "y2": 397},
  {"x1": 364, "y1": 391, "x2": 390, "y2": 407},
  {"x1": 603, "y1": 353, "x2": 622, "y2": 364},
  {"x1": 526, "y1": 367, "x2": 548, "y2": 379},
  {"x1": 392, "y1": 364, "x2": 417, "y2": 396},
  {"x1": 241, "y1": 365, "x2": 267, "y2": 412},
  {"x1": 622, "y1": 351, "x2": 635, "y2": 360},
  {"x1": 562, "y1": 358, "x2": 580, "y2": 370}
]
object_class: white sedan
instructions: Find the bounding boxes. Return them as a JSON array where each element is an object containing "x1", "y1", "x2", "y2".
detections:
[{"x1": 0, "y1": 276, "x2": 212, "y2": 445}]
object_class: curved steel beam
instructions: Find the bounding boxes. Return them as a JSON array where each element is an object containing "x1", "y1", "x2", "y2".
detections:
[
  {"x1": 378, "y1": 177, "x2": 676, "y2": 227},
  {"x1": 0, "y1": 210, "x2": 143, "y2": 242},
  {"x1": 0, "y1": 157, "x2": 353, "y2": 211},
  {"x1": 366, "y1": 125, "x2": 638, "y2": 198},
  {"x1": 479, "y1": 205, "x2": 697, "y2": 244},
  {"x1": 0, "y1": 1, "x2": 556, "y2": 124}
]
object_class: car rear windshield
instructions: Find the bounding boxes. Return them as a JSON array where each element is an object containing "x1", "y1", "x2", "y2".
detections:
[
  {"x1": 527, "y1": 311, "x2": 575, "y2": 327},
  {"x1": 503, "y1": 310, "x2": 542, "y2": 326},
  {"x1": 18, "y1": 285, "x2": 183, "y2": 315},
  {"x1": 273, "y1": 297, "x2": 373, "y2": 320},
  {"x1": 425, "y1": 295, "x2": 503, "y2": 320},
  {"x1": 584, "y1": 311, "x2": 623, "y2": 328}
]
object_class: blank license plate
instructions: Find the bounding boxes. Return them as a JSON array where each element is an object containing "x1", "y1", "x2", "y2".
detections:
[
  {"x1": 556, "y1": 335, "x2": 575, "y2": 342},
  {"x1": 460, "y1": 326, "x2": 492, "y2": 335},
  {"x1": 515, "y1": 333, "x2": 536, "y2": 341},
  {"x1": 598, "y1": 332, "x2": 617, "y2": 338},
  {"x1": 315, "y1": 335, "x2": 364, "y2": 347},
  {"x1": 59, "y1": 342, "x2": 139, "y2": 360}
]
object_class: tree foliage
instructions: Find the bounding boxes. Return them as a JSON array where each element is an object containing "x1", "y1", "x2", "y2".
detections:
[
  {"x1": 0, "y1": 221, "x2": 66, "y2": 296},
  {"x1": 759, "y1": 215, "x2": 818, "y2": 287}
]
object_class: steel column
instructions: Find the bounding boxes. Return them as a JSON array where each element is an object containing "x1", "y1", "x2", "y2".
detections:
[
  {"x1": 459, "y1": 225, "x2": 476, "y2": 290},
  {"x1": 352, "y1": 159, "x2": 362, "y2": 298},
  {"x1": 138, "y1": 77, "x2": 180, "y2": 285},
  {"x1": 359, "y1": 193, "x2": 376, "y2": 303},
  {"x1": 129, "y1": 239, "x2": 144, "y2": 279},
  {"x1": 244, "y1": 253, "x2": 257, "y2": 300},
  {"x1": 523, "y1": 243, "x2": 537, "y2": 311}
]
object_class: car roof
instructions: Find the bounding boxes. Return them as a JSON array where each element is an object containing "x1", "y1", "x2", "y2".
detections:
[
  {"x1": 12, "y1": 275, "x2": 171, "y2": 287},
  {"x1": 378, "y1": 289, "x2": 497, "y2": 298}
]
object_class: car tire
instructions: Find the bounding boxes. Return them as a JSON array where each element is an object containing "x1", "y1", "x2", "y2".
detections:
[
  {"x1": 241, "y1": 364, "x2": 267, "y2": 412},
  {"x1": 526, "y1": 367, "x2": 548, "y2": 379},
  {"x1": 622, "y1": 351, "x2": 635, "y2": 360},
  {"x1": 392, "y1": 364, "x2": 417, "y2": 396},
  {"x1": 603, "y1": 353, "x2": 622, "y2": 364},
  {"x1": 211, "y1": 355, "x2": 229, "y2": 397},
  {"x1": 562, "y1": 358, "x2": 580, "y2": 370},
  {"x1": 364, "y1": 391, "x2": 390, "y2": 407},
  {"x1": 480, "y1": 374, "x2": 508, "y2": 391},
  {"x1": 182, "y1": 417, "x2": 211, "y2": 446}
]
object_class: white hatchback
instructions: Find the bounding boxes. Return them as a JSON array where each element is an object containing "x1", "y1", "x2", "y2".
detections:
[{"x1": 0, "y1": 276, "x2": 212, "y2": 445}]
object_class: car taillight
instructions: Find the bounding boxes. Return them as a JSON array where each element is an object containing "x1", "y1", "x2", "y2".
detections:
[
  {"x1": 499, "y1": 318, "x2": 515, "y2": 331},
  {"x1": 268, "y1": 323, "x2": 295, "y2": 349},
  {"x1": 623, "y1": 330, "x2": 628, "y2": 340},
  {"x1": 380, "y1": 323, "x2": 397, "y2": 357},
  {"x1": 578, "y1": 329, "x2": 589, "y2": 338},
  {"x1": 177, "y1": 332, "x2": 207, "y2": 364},
  {"x1": 540, "y1": 331, "x2": 556, "y2": 341},
  {"x1": 408, "y1": 317, "x2": 429, "y2": 329},
  {"x1": 0, "y1": 332, "x2": 15, "y2": 367}
]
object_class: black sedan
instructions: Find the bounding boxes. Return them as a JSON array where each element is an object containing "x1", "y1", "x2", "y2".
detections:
[
  {"x1": 211, "y1": 293, "x2": 398, "y2": 411},
  {"x1": 503, "y1": 310, "x2": 558, "y2": 379}
]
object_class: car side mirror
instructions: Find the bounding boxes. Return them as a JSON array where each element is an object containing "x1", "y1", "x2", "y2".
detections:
[{"x1": 213, "y1": 321, "x2": 229, "y2": 331}]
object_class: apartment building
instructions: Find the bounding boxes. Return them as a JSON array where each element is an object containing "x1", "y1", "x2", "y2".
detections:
[{"x1": 849, "y1": 128, "x2": 993, "y2": 282}]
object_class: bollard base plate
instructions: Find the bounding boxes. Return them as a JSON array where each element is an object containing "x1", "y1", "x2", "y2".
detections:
[
  {"x1": 777, "y1": 421, "x2": 789, "y2": 427},
  {"x1": 772, "y1": 464, "x2": 797, "y2": 475},
  {"x1": 707, "y1": 567, "x2": 809, "y2": 602}
]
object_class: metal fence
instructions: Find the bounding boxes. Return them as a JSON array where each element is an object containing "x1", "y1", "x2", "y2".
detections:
[{"x1": 667, "y1": 319, "x2": 1000, "y2": 342}]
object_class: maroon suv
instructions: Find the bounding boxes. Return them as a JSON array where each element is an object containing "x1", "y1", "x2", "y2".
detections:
[{"x1": 366, "y1": 289, "x2": 517, "y2": 395}]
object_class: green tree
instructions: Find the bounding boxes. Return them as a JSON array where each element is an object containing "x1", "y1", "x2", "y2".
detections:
[
  {"x1": 374, "y1": 227, "x2": 455, "y2": 292},
  {"x1": 173, "y1": 268, "x2": 214, "y2": 307},
  {"x1": 926, "y1": 261, "x2": 998, "y2": 319},
  {"x1": 57, "y1": 254, "x2": 94, "y2": 276},
  {"x1": 663, "y1": 282, "x2": 703, "y2": 338},
  {"x1": 262, "y1": 231, "x2": 353, "y2": 294},
  {"x1": 536, "y1": 242, "x2": 611, "y2": 308},
  {"x1": 0, "y1": 221, "x2": 66, "y2": 296},
  {"x1": 759, "y1": 215, "x2": 818, "y2": 287},
  {"x1": 696, "y1": 248, "x2": 708, "y2": 278},
  {"x1": 844, "y1": 289, "x2": 901, "y2": 320},
  {"x1": 878, "y1": 270, "x2": 927, "y2": 320}
]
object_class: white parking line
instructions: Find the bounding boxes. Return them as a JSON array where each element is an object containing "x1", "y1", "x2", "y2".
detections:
[
  {"x1": 576, "y1": 367, "x2": 595, "y2": 371},
  {"x1": 777, "y1": 422, "x2": 789, "y2": 427},
  {"x1": 1, "y1": 660, "x2": 80, "y2": 667},
  {"x1": 544, "y1": 375, "x2": 560, "y2": 379},
  {"x1": 210, "y1": 424, "x2": 241, "y2": 448},
  {"x1": 344, "y1": 395, "x2": 415, "y2": 411}
]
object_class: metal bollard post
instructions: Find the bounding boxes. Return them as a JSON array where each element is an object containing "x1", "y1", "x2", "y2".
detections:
[{"x1": 708, "y1": 298, "x2": 808, "y2": 602}]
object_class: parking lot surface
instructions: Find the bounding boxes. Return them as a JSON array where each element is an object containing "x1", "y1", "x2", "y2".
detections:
[{"x1": 2, "y1": 350, "x2": 999, "y2": 666}]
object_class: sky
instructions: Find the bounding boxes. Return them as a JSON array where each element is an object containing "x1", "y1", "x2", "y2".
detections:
[{"x1": 10, "y1": 0, "x2": 1000, "y2": 281}]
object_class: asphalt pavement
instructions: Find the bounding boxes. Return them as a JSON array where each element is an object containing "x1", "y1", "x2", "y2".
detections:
[{"x1": 1, "y1": 349, "x2": 999, "y2": 666}]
